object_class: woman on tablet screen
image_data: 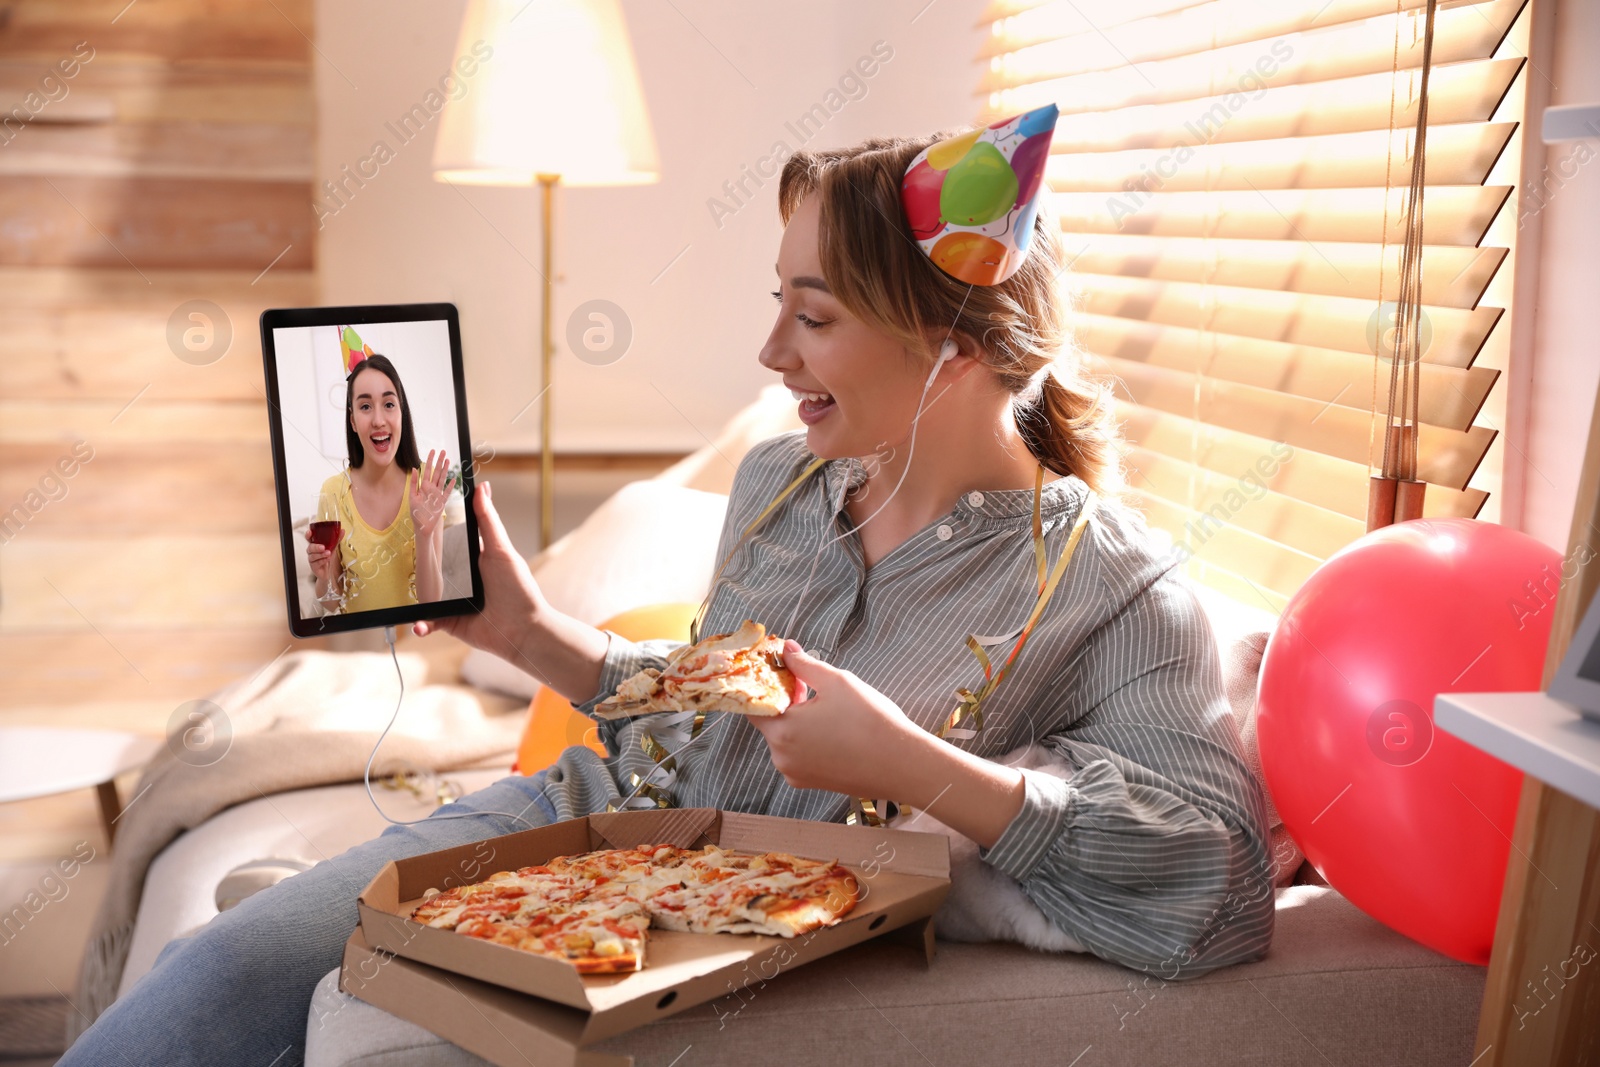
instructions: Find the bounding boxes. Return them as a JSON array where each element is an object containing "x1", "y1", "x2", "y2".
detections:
[
  {"x1": 64, "y1": 110, "x2": 1275, "y2": 1065},
  {"x1": 305, "y1": 354, "x2": 453, "y2": 613}
]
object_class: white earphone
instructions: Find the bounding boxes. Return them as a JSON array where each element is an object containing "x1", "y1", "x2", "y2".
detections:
[{"x1": 918, "y1": 337, "x2": 958, "y2": 393}]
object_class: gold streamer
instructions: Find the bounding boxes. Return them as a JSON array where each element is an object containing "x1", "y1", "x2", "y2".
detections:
[
  {"x1": 847, "y1": 797, "x2": 888, "y2": 827},
  {"x1": 690, "y1": 456, "x2": 829, "y2": 645},
  {"x1": 639, "y1": 733, "x2": 672, "y2": 766},
  {"x1": 606, "y1": 725, "x2": 695, "y2": 812},
  {"x1": 1031, "y1": 465, "x2": 1048, "y2": 595},
  {"x1": 937, "y1": 490, "x2": 1099, "y2": 742}
]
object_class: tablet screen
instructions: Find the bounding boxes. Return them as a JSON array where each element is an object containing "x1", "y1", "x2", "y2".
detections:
[
  {"x1": 260, "y1": 304, "x2": 482, "y2": 637},
  {"x1": 1549, "y1": 569, "x2": 1600, "y2": 715},
  {"x1": 1578, "y1": 630, "x2": 1600, "y2": 685}
]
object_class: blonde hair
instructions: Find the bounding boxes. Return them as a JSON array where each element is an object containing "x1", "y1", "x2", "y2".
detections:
[{"x1": 776, "y1": 133, "x2": 1125, "y2": 501}]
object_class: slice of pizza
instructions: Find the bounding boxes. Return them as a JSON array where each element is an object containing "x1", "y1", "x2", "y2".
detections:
[
  {"x1": 593, "y1": 619, "x2": 796, "y2": 720},
  {"x1": 646, "y1": 850, "x2": 860, "y2": 937},
  {"x1": 456, "y1": 897, "x2": 651, "y2": 974},
  {"x1": 411, "y1": 869, "x2": 546, "y2": 929},
  {"x1": 412, "y1": 865, "x2": 651, "y2": 974}
]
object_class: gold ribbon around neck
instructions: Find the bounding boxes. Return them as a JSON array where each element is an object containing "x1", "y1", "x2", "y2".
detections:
[
  {"x1": 689, "y1": 456, "x2": 829, "y2": 647},
  {"x1": 940, "y1": 475, "x2": 1098, "y2": 743}
]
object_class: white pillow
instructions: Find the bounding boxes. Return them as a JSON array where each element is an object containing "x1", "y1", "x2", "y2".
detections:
[
  {"x1": 460, "y1": 480, "x2": 730, "y2": 700},
  {"x1": 654, "y1": 382, "x2": 802, "y2": 496}
]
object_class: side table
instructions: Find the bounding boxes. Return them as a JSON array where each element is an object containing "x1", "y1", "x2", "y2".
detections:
[{"x1": 0, "y1": 727, "x2": 162, "y2": 846}]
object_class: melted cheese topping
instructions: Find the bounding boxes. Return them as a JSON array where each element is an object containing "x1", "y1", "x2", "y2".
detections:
[{"x1": 410, "y1": 844, "x2": 854, "y2": 962}]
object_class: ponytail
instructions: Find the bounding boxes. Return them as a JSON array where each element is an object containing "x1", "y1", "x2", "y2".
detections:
[{"x1": 1013, "y1": 366, "x2": 1125, "y2": 501}]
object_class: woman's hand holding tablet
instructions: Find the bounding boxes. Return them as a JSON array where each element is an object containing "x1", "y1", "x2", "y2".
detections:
[{"x1": 411, "y1": 480, "x2": 616, "y2": 711}]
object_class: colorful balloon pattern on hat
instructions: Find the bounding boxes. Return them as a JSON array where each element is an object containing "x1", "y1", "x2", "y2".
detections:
[
  {"x1": 901, "y1": 103, "x2": 1058, "y2": 286},
  {"x1": 339, "y1": 325, "x2": 372, "y2": 375}
]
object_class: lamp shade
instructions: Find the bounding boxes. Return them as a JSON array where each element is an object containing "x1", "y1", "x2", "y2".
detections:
[{"x1": 433, "y1": 0, "x2": 660, "y2": 186}]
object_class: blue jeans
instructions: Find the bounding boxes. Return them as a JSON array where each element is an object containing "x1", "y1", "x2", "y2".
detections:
[{"x1": 59, "y1": 772, "x2": 560, "y2": 1067}]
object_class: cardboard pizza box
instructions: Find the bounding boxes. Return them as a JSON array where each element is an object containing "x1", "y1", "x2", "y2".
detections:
[
  {"x1": 338, "y1": 926, "x2": 627, "y2": 1067},
  {"x1": 345, "y1": 807, "x2": 950, "y2": 1061}
]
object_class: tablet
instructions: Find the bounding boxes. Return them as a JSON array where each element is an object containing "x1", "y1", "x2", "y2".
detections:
[
  {"x1": 259, "y1": 303, "x2": 483, "y2": 638},
  {"x1": 1550, "y1": 582, "x2": 1600, "y2": 723}
]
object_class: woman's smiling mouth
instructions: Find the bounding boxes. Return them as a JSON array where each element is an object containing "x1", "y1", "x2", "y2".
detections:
[
  {"x1": 789, "y1": 387, "x2": 836, "y2": 425},
  {"x1": 371, "y1": 433, "x2": 392, "y2": 454}
]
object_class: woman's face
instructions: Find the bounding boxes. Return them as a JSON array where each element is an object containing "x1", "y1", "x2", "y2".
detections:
[
  {"x1": 758, "y1": 193, "x2": 931, "y2": 460},
  {"x1": 350, "y1": 366, "x2": 401, "y2": 468}
]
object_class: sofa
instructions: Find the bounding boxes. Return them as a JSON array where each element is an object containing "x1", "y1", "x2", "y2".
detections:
[{"x1": 111, "y1": 384, "x2": 1486, "y2": 1065}]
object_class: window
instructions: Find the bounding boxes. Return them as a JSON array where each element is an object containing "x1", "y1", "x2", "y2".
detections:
[{"x1": 981, "y1": 0, "x2": 1532, "y2": 610}]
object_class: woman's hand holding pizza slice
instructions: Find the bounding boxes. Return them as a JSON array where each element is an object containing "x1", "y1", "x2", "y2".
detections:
[{"x1": 750, "y1": 640, "x2": 928, "y2": 798}]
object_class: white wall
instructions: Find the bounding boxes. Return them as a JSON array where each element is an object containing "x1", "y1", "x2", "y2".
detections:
[
  {"x1": 1510, "y1": 0, "x2": 1600, "y2": 553},
  {"x1": 313, "y1": 0, "x2": 987, "y2": 455}
]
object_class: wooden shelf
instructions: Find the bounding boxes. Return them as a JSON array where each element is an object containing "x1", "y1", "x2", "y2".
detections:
[
  {"x1": 1435, "y1": 691, "x2": 1600, "y2": 810},
  {"x1": 1542, "y1": 102, "x2": 1600, "y2": 142}
]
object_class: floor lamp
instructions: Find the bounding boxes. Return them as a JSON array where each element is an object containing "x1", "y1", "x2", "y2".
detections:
[{"x1": 433, "y1": 0, "x2": 660, "y2": 549}]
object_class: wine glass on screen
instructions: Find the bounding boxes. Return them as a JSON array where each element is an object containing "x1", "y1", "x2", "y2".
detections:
[{"x1": 308, "y1": 504, "x2": 345, "y2": 612}]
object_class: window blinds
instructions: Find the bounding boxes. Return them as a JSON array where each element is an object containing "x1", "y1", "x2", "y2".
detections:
[{"x1": 979, "y1": 0, "x2": 1530, "y2": 610}]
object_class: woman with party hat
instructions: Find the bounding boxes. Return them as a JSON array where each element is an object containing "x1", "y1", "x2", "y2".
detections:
[
  {"x1": 62, "y1": 108, "x2": 1273, "y2": 1064},
  {"x1": 306, "y1": 350, "x2": 454, "y2": 614}
]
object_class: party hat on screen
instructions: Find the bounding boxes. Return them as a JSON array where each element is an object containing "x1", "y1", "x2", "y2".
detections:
[
  {"x1": 339, "y1": 325, "x2": 372, "y2": 375},
  {"x1": 900, "y1": 103, "x2": 1058, "y2": 286}
]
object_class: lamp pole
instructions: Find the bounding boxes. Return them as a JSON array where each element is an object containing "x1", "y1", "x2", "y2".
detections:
[
  {"x1": 432, "y1": 0, "x2": 660, "y2": 548},
  {"x1": 538, "y1": 172, "x2": 558, "y2": 549}
]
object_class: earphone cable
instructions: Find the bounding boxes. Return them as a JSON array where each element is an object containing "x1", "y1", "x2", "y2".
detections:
[{"x1": 363, "y1": 624, "x2": 544, "y2": 832}]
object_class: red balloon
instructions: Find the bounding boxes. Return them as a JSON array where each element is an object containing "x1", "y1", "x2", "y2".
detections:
[
  {"x1": 901, "y1": 158, "x2": 947, "y2": 241},
  {"x1": 1256, "y1": 518, "x2": 1560, "y2": 964}
]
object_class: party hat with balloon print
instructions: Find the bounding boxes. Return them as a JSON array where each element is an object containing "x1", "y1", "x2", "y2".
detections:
[
  {"x1": 900, "y1": 103, "x2": 1058, "y2": 286},
  {"x1": 338, "y1": 324, "x2": 373, "y2": 375}
]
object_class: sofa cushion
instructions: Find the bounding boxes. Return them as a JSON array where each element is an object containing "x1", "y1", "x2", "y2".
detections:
[
  {"x1": 120, "y1": 770, "x2": 512, "y2": 997},
  {"x1": 652, "y1": 382, "x2": 805, "y2": 497},
  {"x1": 305, "y1": 885, "x2": 1483, "y2": 1067}
]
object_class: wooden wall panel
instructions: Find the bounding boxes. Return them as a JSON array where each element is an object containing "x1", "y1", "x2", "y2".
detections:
[
  {"x1": 0, "y1": 175, "x2": 313, "y2": 270},
  {"x1": 0, "y1": 400, "x2": 269, "y2": 444},
  {"x1": 0, "y1": 58, "x2": 312, "y2": 126},
  {"x1": 0, "y1": 442, "x2": 279, "y2": 534},
  {"x1": 0, "y1": 0, "x2": 313, "y2": 63},
  {"x1": 0, "y1": 263, "x2": 311, "y2": 305},
  {"x1": 0, "y1": 535, "x2": 286, "y2": 630},
  {"x1": 0, "y1": 0, "x2": 318, "y2": 721},
  {"x1": 0, "y1": 267, "x2": 310, "y2": 402},
  {"x1": 0, "y1": 121, "x2": 312, "y2": 181}
]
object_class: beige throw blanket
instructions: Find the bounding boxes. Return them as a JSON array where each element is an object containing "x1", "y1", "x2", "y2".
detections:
[{"x1": 70, "y1": 648, "x2": 524, "y2": 1039}]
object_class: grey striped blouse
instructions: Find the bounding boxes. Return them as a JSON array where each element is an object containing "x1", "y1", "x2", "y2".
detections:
[{"x1": 540, "y1": 429, "x2": 1275, "y2": 977}]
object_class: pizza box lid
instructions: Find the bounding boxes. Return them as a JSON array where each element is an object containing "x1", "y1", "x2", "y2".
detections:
[{"x1": 354, "y1": 807, "x2": 950, "y2": 1046}]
